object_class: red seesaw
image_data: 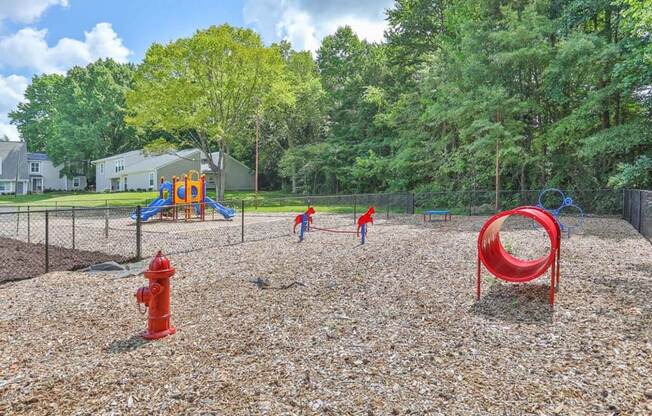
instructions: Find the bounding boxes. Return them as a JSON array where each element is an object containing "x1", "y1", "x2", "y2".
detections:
[
  {"x1": 297, "y1": 207, "x2": 375, "y2": 244},
  {"x1": 476, "y1": 206, "x2": 561, "y2": 305},
  {"x1": 293, "y1": 207, "x2": 315, "y2": 233}
]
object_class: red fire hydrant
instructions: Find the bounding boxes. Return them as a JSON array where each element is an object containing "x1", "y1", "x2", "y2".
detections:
[{"x1": 135, "y1": 251, "x2": 176, "y2": 340}]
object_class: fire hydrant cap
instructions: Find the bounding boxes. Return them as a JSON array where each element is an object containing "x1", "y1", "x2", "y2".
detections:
[
  {"x1": 149, "y1": 250, "x2": 171, "y2": 271},
  {"x1": 144, "y1": 250, "x2": 175, "y2": 280}
]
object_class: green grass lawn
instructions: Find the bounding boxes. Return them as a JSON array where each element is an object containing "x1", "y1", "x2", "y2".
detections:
[
  {"x1": 0, "y1": 190, "x2": 293, "y2": 208},
  {"x1": 0, "y1": 191, "x2": 159, "y2": 207},
  {"x1": 0, "y1": 190, "x2": 396, "y2": 215}
]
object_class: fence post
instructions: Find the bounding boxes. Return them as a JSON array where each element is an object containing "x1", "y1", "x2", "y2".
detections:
[
  {"x1": 387, "y1": 196, "x2": 390, "y2": 220},
  {"x1": 15, "y1": 206, "x2": 20, "y2": 236},
  {"x1": 45, "y1": 210, "x2": 49, "y2": 273},
  {"x1": 71, "y1": 206, "x2": 76, "y2": 250},
  {"x1": 135, "y1": 206, "x2": 142, "y2": 260},
  {"x1": 241, "y1": 199, "x2": 245, "y2": 243},
  {"x1": 623, "y1": 189, "x2": 627, "y2": 219},
  {"x1": 353, "y1": 195, "x2": 357, "y2": 224},
  {"x1": 629, "y1": 190, "x2": 634, "y2": 227},
  {"x1": 411, "y1": 192, "x2": 416, "y2": 215},
  {"x1": 104, "y1": 200, "x2": 109, "y2": 238},
  {"x1": 639, "y1": 190, "x2": 644, "y2": 233},
  {"x1": 27, "y1": 206, "x2": 30, "y2": 244}
]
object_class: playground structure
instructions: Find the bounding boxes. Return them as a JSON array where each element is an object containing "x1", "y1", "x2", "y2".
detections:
[
  {"x1": 131, "y1": 170, "x2": 235, "y2": 222},
  {"x1": 297, "y1": 207, "x2": 375, "y2": 244},
  {"x1": 476, "y1": 206, "x2": 561, "y2": 305},
  {"x1": 536, "y1": 188, "x2": 584, "y2": 237}
]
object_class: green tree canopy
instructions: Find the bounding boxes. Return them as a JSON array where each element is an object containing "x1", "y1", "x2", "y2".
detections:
[
  {"x1": 10, "y1": 59, "x2": 139, "y2": 178},
  {"x1": 126, "y1": 24, "x2": 287, "y2": 199}
]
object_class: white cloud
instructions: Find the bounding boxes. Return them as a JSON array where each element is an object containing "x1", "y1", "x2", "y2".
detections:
[
  {"x1": 0, "y1": 22, "x2": 130, "y2": 141},
  {"x1": 0, "y1": 23, "x2": 130, "y2": 74},
  {"x1": 0, "y1": 122, "x2": 19, "y2": 140},
  {"x1": 0, "y1": 0, "x2": 68, "y2": 25},
  {"x1": 0, "y1": 74, "x2": 28, "y2": 140},
  {"x1": 243, "y1": 0, "x2": 393, "y2": 52}
]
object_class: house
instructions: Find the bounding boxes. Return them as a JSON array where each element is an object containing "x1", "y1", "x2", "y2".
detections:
[
  {"x1": 27, "y1": 153, "x2": 87, "y2": 192},
  {"x1": 0, "y1": 142, "x2": 29, "y2": 195},
  {"x1": 92, "y1": 148, "x2": 254, "y2": 192},
  {"x1": 0, "y1": 142, "x2": 85, "y2": 194}
]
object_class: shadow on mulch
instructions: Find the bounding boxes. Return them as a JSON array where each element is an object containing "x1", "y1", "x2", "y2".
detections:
[
  {"x1": 471, "y1": 283, "x2": 554, "y2": 324},
  {"x1": 105, "y1": 334, "x2": 148, "y2": 354}
]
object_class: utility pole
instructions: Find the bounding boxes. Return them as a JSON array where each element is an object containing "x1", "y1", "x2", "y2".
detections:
[{"x1": 255, "y1": 112, "x2": 260, "y2": 196}]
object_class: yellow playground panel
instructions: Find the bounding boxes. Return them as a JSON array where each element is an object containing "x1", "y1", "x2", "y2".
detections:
[
  {"x1": 171, "y1": 170, "x2": 206, "y2": 220},
  {"x1": 172, "y1": 170, "x2": 205, "y2": 204}
]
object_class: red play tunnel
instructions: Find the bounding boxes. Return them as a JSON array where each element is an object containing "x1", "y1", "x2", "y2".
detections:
[{"x1": 476, "y1": 206, "x2": 561, "y2": 305}]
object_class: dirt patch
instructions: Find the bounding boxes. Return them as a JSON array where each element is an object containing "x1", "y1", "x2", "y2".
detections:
[{"x1": 0, "y1": 237, "x2": 130, "y2": 284}]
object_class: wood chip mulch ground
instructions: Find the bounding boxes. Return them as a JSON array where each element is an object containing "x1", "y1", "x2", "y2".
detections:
[
  {"x1": 0, "y1": 237, "x2": 130, "y2": 284},
  {"x1": 0, "y1": 216, "x2": 651, "y2": 415}
]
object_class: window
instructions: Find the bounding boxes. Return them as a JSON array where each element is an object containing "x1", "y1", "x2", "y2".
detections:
[
  {"x1": 73, "y1": 177, "x2": 81, "y2": 187},
  {"x1": 0, "y1": 182, "x2": 8, "y2": 192},
  {"x1": 30, "y1": 162, "x2": 40, "y2": 174},
  {"x1": 149, "y1": 172, "x2": 155, "y2": 188},
  {"x1": 99, "y1": 163, "x2": 104, "y2": 174},
  {"x1": 115, "y1": 159, "x2": 124, "y2": 173},
  {"x1": 123, "y1": 177, "x2": 128, "y2": 190}
]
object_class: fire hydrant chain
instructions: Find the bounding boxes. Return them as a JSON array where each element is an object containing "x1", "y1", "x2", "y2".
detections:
[
  {"x1": 134, "y1": 250, "x2": 176, "y2": 340},
  {"x1": 136, "y1": 301, "x2": 147, "y2": 315}
]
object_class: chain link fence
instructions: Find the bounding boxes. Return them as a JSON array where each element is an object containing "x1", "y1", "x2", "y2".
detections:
[
  {"x1": 0, "y1": 188, "x2": 633, "y2": 283},
  {"x1": 624, "y1": 189, "x2": 651, "y2": 243}
]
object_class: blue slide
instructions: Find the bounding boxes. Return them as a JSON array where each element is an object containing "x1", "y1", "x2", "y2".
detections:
[
  {"x1": 205, "y1": 196, "x2": 236, "y2": 219},
  {"x1": 131, "y1": 197, "x2": 173, "y2": 221}
]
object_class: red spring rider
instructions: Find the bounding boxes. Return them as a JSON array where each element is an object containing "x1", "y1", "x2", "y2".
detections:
[
  {"x1": 357, "y1": 207, "x2": 375, "y2": 244},
  {"x1": 293, "y1": 207, "x2": 315, "y2": 233},
  {"x1": 135, "y1": 251, "x2": 176, "y2": 340}
]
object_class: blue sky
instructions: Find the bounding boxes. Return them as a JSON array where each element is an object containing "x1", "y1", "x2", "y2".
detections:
[{"x1": 0, "y1": 0, "x2": 394, "y2": 140}]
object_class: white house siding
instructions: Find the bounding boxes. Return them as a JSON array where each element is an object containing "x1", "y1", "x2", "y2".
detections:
[
  {"x1": 124, "y1": 171, "x2": 153, "y2": 191},
  {"x1": 157, "y1": 156, "x2": 201, "y2": 188},
  {"x1": 204, "y1": 154, "x2": 255, "y2": 191},
  {"x1": 66, "y1": 176, "x2": 87, "y2": 191},
  {"x1": 94, "y1": 151, "x2": 145, "y2": 192},
  {"x1": 224, "y1": 156, "x2": 254, "y2": 190},
  {"x1": 0, "y1": 180, "x2": 27, "y2": 195},
  {"x1": 39, "y1": 160, "x2": 68, "y2": 191}
]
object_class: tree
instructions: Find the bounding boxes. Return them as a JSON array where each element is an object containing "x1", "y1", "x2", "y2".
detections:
[
  {"x1": 143, "y1": 137, "x2": 178, "y2": 156},
  {"x1": 10, "y1": 59, "x2": 139, "y2": 179},
  {"x1": 9, "y1": 73, "x2": 64, "y2": 152},
  {"x1": 126, "y1": 24, "x2": 286, "y2": 200},
  {"x1": 264, "y1": 48, "x2": 326, "y2": 192}
]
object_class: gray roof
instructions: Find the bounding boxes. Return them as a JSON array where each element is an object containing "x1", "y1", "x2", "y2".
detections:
[
  {"x1": 0, "y1": 142, "x2": 29, "y2": 180},
  {"x1": 201, "y1": 151, "x2": 252, "y2": 172},
  {"x1": 91, "y1": 149, "x2": 143, "y2": 164},
  {"x1": 119, "y1": 149, "x2": 200, "y2": 176},
  {"x1": 27, "y1": 152, "x2": 49, "y2": 161}
]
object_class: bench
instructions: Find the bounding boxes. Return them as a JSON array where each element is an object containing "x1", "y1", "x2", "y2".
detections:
[{"x1": 423, "y1": 210, "x2": 451, "y2": 222}]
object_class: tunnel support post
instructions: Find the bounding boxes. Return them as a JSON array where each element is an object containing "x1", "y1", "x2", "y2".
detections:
[{"x1": 476, "y1": 255, "x2": 481, "y2": 301}]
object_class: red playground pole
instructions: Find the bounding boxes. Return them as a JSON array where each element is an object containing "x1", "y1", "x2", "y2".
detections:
[
  {"x1": 172, "y1": 176, "x2": 178, "y2": 221},
  {"x1": 200, "y1": 174, "x2": 206, "y2": 221},
  {"x1": 184, "y1": 175, "x2": 189, "y2": 220}
]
